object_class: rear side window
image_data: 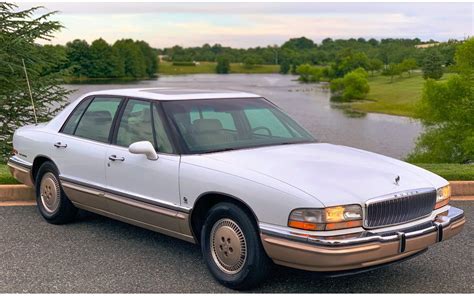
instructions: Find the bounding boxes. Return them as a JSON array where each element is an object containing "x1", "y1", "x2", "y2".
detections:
[
  {"x1": 73, "y1": 97, "x2": 122, "y2": 143},
  {"x1": 62, "y1": 98, "x2": 92, "y2": 135}
]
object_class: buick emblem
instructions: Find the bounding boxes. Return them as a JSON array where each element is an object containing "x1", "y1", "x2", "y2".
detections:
[{"x1": 394, "y1": 175, "x2": 400, "y2": 186}]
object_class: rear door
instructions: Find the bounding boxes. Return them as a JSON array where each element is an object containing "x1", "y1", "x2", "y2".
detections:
[{"x1": 54, "y1": 96, "x2": 123, "y2": 209}]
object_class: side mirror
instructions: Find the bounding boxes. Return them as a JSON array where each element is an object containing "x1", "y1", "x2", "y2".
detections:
[{"x1": 128, "y1": 141, "x2": 158, "y2": 160}]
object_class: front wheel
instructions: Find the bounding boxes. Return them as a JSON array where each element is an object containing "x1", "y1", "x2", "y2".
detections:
[{"x1": 201, "y1": 202, "x2": 271, "y2": 290}]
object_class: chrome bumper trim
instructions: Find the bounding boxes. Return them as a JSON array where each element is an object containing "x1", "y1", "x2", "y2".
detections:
[
  {"x1": 260, "y1": 206, "x2": 464, "y2": 248},
  {"x1": 7, "y1": 156, "x2": 32, "y2": 169}
]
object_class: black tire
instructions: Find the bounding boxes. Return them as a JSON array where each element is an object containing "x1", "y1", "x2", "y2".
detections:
[
  {"x1": 35, "y1": 161, "x2": 77, "y2": 224},
  {"x1": 201, "y1": 202, "x2": 271, "y2": 290}
]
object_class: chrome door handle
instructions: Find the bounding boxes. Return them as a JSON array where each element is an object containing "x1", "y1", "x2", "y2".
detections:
[
  {"x1": 108, "y1": 155, "x2": 125, "y2": 162},
  {"x1": 54, "y1": 142, "x2": 67, "y2": 148}
]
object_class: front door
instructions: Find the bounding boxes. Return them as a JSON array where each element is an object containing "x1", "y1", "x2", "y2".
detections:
[{"x1": 105, "y1": 99, "x2": 181, "y2": 217}]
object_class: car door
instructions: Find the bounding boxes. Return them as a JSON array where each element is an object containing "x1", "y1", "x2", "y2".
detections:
[
  {"x1": 104, "y1": 99, "x2": 183, "y2": 232},
  {"x1": 54, "y1": 96, "x2": 123, "y2": 210}
]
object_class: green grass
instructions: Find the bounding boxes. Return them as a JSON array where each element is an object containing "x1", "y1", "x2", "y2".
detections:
[
  {"x1": 158, "y1": 61, "x2": 280, "y2": 75},
  {"x1": 413, "y1": 163, "x2": 474, "y2": 181},
  {"x1": 0, "y1": 164, "x2": 19, "y2": 185},
  {"x1": 0, "y1": 162, "x2": 472, "y2": 184},
  {"x1": 349, "y1": 72, "x2": 453, "y2": 118}
]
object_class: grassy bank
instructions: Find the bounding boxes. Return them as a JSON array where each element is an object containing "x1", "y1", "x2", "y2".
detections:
[
  {"x1": 349, "y1": 72, "x2": 452, "y2": 118},
  {"x1": 0, "y1": 163, "x2": 473, "y2": 184},
  {"x1": 0, "y1": 165, "x2": 18, "y2": 184},
  {"x1": 414, "y1": 163, "x2": 474, "y2": 181},
  {"x1": 158, "y1": 61, "x2": 280, "y2": 75}
]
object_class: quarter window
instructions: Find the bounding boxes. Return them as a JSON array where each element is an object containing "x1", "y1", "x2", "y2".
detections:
[
  {"x1": 62, "y1": 97, "x2": 92, "y2": 135},
  {"x1": 74, "y1": 97, "x2": 122, "y2": 143}
]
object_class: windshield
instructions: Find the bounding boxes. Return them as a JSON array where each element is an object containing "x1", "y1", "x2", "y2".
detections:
[{"x1": 162, "y1": 98, "x2": 316, "y2": 154}]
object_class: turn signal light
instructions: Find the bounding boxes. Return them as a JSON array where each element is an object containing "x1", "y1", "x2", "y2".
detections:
[
  {"x1": 288, "y1": 205, "x2": 363, "y2": 231},
  {"x1": 434, "y1": 185, "x2": 451, "y2": 209}
]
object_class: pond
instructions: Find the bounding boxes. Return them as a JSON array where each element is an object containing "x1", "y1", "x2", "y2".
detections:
[{"x1": 64, "y1": 74, "x2": 422, "y2": 159}]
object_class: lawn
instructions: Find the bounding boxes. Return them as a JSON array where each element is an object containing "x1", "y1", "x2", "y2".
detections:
[
  {"x1": 0, "y1": 163, "x2": 472, "y2": 184},
  {"x1": 349, "y1": 72, "x2": 453, "y2": 118},
  {"x1": 158, "y1": 61, "x2": 280, "y2": 75},
  {"x1": 413, "y1": 163, "x2": 474, "y2": 181},
  {"x1": 0, "y1": 164, "x2": 18, "y2": 184}
]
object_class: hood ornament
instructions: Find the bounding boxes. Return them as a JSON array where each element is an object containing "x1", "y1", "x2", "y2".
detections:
[{"x1": 394, "y1": 175, "x2": 400, "y2": 186}]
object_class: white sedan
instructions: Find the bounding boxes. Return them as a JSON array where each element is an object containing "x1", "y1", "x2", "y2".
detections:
[{"x1": 8, "y1": 88, "x2": 465, "y2": 290}]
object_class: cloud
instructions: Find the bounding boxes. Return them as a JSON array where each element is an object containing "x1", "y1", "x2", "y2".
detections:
[{"x1": 27, "y1": 2, "x2": 473, "y2": 48}]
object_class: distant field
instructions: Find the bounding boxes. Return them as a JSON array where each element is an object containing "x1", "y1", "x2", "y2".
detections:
[
  {"x1": 0, "y1": 163, "x2": 473, "y2": 184},
  {"x1": 349, "y1": 72, "x2": 453, "y2": 118},
  {"x1": 158, "y1": 61, "x2": 280, "y2": 75}
]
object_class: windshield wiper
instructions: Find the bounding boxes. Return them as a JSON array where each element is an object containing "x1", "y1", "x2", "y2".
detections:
[{"x1": 205, "y1": 147, "x2": 239, "y2": 153}]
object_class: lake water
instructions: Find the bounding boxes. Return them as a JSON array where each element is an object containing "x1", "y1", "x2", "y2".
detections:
[{"x1": 64, "y1": 74, "x2": 423, "y2": 159}]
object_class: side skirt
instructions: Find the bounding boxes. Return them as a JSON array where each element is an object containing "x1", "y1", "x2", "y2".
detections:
[{"x1": 61, "y1": 179, "x2": 195, "y2": 243}]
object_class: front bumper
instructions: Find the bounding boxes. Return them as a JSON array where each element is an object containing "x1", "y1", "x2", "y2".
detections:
[
  {"x1": 7, "y1": 156, "x2": 34, "y2": 187},
  {"x1": 260, "y1": 206, "x2": 465, "y2": 272}
]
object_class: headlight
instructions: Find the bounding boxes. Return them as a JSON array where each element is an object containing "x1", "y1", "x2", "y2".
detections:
[
  {"x1": 288, "y1": 205, "x2": 363, "y2": 231},
  {"x1": 435, "y1": 185, "x2": 451, "y2": 209}
]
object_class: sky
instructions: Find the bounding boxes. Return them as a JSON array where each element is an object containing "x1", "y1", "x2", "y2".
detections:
[{"x1": 19, "y1": 2, "x2": 474, "y2": 48}]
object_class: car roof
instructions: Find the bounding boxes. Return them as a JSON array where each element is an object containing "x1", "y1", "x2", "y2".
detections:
[{"x1": 84, "y1": 88, "x2": 262, "y2": 101}]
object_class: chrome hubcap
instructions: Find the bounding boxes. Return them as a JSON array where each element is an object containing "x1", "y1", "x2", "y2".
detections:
[
  {"x1": 40, "y1": 172, "x2": 60, "y2": 214},
  {"x1": 210, "y1": 218, "x2": 247, "y2": 274}
]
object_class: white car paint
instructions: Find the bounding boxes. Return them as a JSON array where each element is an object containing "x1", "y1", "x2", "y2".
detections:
[{"x1": 11, "y1": 88, "x2": 449, "y2": 231}]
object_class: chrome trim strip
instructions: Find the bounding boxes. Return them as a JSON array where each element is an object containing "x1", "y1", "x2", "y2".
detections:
[
  {"x1": 7, "y1": 156, "x2": 32, "y2": 169},
  {"x1": 59, "y1": 175, "x2": 191, "y2": 213},
  {"x1": 260, "y1": 206, "x2": 464, "y2": 248},
  {"x1": 365, "y1": 188, "x2": 435, "y2": 205}
]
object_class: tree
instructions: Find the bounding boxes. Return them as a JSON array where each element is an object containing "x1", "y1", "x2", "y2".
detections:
[
  {"x1": 136, "y1": 40, "x2": 158, "y2": 77},
  {"x1": 65, "y1": 39, "x2": 91, "y2": 78},
  {"x1": 216, "y1": 55, "x2": 230, "y2": 74},
  {"x1": 113, "y1": 39, "x2": 147, "y2": 78},
  {"x1": 422, "y1": 49, "x2": 444, "y2": 80},
  {"x1": 279, "y1": 60, "x2": 290, "y2": 74},
  {"x1": 382, "y1": 63, "x2": 402, "y2": 83},
  {"x1": 408, "y1": 38, "x2": 474, "y2": 163},
  {"x1": 368, "y1": 58, "x2": 384, "y2": 76},
  {"x1": 0, "y1": 3, "x2": 72, "y2": 160},
  {"x1": 400, "y1": 58, "x2": 417, "y2": 76},
  {"x1": 89, "y1": 38, "x2": 124, "y2": 78},
  {"x1": 242, "y1": 55, "x2": 260, "y2": 69}
]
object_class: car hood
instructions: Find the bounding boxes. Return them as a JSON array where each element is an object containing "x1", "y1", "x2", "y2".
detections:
[{"x1": 202, "y1": 143, "x2": 448, "y2": 207}]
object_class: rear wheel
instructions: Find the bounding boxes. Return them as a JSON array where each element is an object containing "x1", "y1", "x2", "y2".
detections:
[
  {"x1": 201, "y1": 202, "x2": 271, "y2": 290},
  {"x1": 35, "y1": 161, "x2": 77, "y2": 224}
]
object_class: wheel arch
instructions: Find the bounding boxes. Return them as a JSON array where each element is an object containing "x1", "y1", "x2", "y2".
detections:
[
  {"x1": 31, "y1": 155, "x2": 56, "y2": 185},
  {"x1": 189, "y1": 191, "x2": 260, "y2": 244}
]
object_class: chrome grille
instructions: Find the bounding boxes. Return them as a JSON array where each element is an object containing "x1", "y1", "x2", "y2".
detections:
[{"x1": 365, "y1": 188, "x2": 436, "y2": 228}]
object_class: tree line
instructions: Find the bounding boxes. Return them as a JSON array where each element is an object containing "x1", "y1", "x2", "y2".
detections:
[
  {"x1": 160, "y1": 37, "x2": 458, "y2": 73},
  {"x1": 42, "y1": 38, "x2": 158, "y2": 79}
]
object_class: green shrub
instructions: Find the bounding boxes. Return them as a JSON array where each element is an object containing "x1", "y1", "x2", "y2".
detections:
[
  {"x1": 216, "y1": 56, "x2": 230, "y2": 74},
  {"x1": 296, "y1": 64, "x2": 323, "y2": 82},
  {"x1": 330, "y1": 68, "x2": 369, "y2": 101}
]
